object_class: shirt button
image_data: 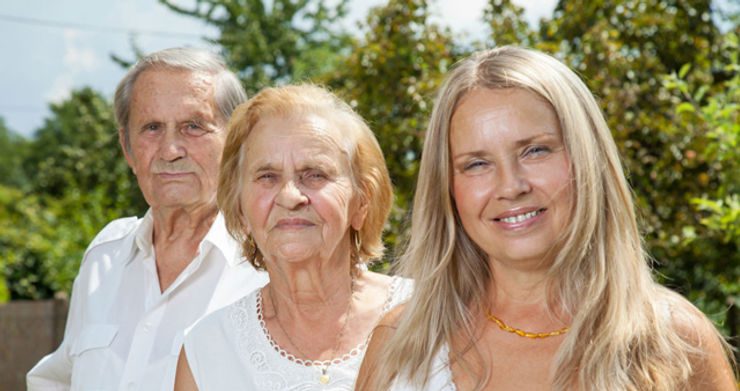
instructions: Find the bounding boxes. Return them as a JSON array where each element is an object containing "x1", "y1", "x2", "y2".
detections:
[
  {"x1": 143, "y1": 322, "x2": 151, "y2": 332},
  {"x1": 127, "y1": 382, "x2": 136, "y2": 390}
]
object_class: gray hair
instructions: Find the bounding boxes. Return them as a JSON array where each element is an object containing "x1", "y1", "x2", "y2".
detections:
[{"x1": 114, "y1": 47, "x2": 246, "y2": 149}]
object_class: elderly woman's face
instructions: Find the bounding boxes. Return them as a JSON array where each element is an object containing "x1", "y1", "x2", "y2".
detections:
[
  {"x1": 450, "y1": 88, "x2": 573, "y2": 269},
  {"x1": 240, "y1": 113, "x2": 364, "y2": 265}
]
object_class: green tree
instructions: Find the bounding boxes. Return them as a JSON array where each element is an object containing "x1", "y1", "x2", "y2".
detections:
[
  {"x1": 324, "y1": 0, "x2": 456, "y2": 263},
  {"x1": 0, "y1": 118, "x2": 29, "y2": 189},
  {"x1": 663, "y1": 32, "x2": 739, "y2": 341},
  {"x1": 159, "y1": 0, "x2": 352, "y2": 93},
  {"x1": 23, "y1": 87, "x2": 145, "y2": 216},
  {"x1": 2, "y1": 87, "x2": 146, "y2": 299}
]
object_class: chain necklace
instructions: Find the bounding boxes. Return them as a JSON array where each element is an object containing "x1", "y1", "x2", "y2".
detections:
[
  {"x1": 486, "y1": 310, "x2": 569, "y2": 339},
  {"x1": 268, "y1": 279, "x2": 354, "y2": 384}
]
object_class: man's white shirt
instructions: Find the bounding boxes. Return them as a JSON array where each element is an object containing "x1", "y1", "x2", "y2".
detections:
[{"x1": 27, "y1": 210, "x2": 268, "y2": 391}]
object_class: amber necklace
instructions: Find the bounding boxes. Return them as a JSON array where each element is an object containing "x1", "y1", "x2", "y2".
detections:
[
  {"x1": 268, "y1": 280, "x2": 354, "y2": 384},
  {"x1": 486, "y1": 310, "x2": 569, "y2": 339}
]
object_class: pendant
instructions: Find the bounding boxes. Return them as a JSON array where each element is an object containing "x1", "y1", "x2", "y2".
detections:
[{"x1": 319, "y1": 366, "x2": 330, "y2": 384}]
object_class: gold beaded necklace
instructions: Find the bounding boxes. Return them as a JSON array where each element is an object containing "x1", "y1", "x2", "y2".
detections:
[{"x1": 486, "y1": 310, "x2": 569, "y2": 339}]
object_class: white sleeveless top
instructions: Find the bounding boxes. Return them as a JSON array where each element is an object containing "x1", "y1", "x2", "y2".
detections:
[
  {"x1": 183, "y1": 276, "x2": 413, "y2": 390},
  {"x1": 389, "y1": 343, "x2": 457, "y2": 391}
]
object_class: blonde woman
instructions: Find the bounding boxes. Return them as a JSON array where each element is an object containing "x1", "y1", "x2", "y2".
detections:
[
  {"x1": 174, "y1": 84, "x2": 412, "y2": 390},
  {"x1": 357, "y1": 47, "x2": 736, "y2": 390}
]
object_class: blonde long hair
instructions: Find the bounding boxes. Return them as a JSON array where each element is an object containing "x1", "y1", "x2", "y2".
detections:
[{"x1": 373, "y1": 47, "x2": 725, "y2": 390}]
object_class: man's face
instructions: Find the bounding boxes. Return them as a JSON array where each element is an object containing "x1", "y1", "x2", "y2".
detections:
[{"x1": 121, "y1": 68, "x2": 226, "y2": 211}]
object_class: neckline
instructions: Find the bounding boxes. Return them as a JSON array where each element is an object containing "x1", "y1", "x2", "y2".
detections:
[{"x1": 254, "y1": 275, "x2": 401, "y2": 368}]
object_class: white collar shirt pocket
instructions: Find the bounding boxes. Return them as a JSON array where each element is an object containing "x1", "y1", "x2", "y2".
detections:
[{"x1": 70, "y1": 324, "x2": 120, "y2": 390}]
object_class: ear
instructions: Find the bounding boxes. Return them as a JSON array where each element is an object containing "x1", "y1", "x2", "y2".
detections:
[
  {"x1": 119, "y1": 128, "x2": 136, "y2": 174},
  {"x1": 350, "y1": 196, "x2": 369, "y2": 231}
]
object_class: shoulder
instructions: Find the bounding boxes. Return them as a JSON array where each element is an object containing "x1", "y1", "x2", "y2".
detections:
[
  {"x1": 186, "y1": 292, "x2": 255, "y2": 346},
  {"x1": 377, "y1": 303, "x2": 406, "y2": 330},
  {"x1": 85, "y1": 216, "x2": 140, "y2": 254},
  {"x1": 659, "y1": 291, "x2": 736, "y2": 389},
  {"x1": 360, "y1": 272, "x2": 414, "y2": 310}
]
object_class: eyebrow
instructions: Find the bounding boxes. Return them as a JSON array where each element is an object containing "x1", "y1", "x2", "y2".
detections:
[
  {"x1": 513, "y1": 131, "x2": 560, "y2": 147},
  {"x1": 250, "y1": 158, "x2": 338, "y2": 174},
  {"x1": 451, "y1": 131, "x2": 560, "y2": 160}
]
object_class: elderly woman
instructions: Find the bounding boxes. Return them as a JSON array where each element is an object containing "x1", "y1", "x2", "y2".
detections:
[
  {"x1": 357, "y1": 47, "x2": 736, "y2": 390},
  {"x1": 174, "y1": 84, "x2": 412, "y2": 390}
]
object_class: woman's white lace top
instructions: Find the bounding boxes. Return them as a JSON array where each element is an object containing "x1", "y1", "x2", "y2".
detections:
[{"x1": 183, "y1": 276, "x2": 413, "y2": 390}]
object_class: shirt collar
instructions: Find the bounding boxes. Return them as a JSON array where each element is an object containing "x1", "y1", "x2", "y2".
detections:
[
  {"x1": 129, "y1": 209, "x2": 242, "y2": 267},
  {"x1": 132, "y1": 209, "x2": 155, "y2": 262},
  {"x1": 203, "y1": 212, "x2": 243, "y2": 267}
]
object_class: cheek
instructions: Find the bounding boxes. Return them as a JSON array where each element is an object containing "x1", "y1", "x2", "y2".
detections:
[
  {"x1": 452, "y1": 175, "x2": 489, "y2": 214},
  {"x1": 313, "y1": 185, "x2": 353, "y2": 226},
  {"x1": 241, "y1": 188, "x2": 273, "y2": 228},
  {"x1": 536, "y1": 161, "x2": 573, "y2": 211}
]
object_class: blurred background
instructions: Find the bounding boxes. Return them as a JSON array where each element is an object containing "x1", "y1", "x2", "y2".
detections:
[{"x1": 0, "y1": 0, "x2": 737, "y2": 387}]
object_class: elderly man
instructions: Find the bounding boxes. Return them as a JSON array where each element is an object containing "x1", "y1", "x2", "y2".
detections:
[{"x1": 27, "y1": 47, "x2": 267, "y2": 390}]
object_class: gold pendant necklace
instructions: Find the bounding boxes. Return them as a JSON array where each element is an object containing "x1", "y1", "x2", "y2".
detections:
[
  {"x1": 269, "y1": 279, "x2": 354, "y2": 384},
  {"x1": 319, "y1": 366, "x2": 330, "y2": 384},
  {"x1": 486, "y1": 310, "x2": 569, "y2": 339}
]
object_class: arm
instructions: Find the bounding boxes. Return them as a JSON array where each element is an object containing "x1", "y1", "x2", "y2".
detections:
[
  {"x1": 174, "y1": 347, "x2": 199, "y2": 391},
  {"x1": 672, "y1": 300, "x2": 737, "y2": 390},
  {"x1": 26, "y1": 276, "x2": 85, "y2": 390},
  {"x1": 355, "y1": 305, "x2": 404, "y2": 391}
]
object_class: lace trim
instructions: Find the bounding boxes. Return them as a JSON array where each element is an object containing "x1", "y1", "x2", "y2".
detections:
[{"x1": 256, "y1": 275, "x2": 402, "y2": 368}]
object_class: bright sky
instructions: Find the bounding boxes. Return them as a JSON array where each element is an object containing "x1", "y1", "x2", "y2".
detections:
[{"x1": 0, "y1": 0, "x2": 557, "y2": 138}]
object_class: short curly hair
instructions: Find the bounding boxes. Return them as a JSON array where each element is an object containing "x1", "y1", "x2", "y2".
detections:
[{"x1": 218, "y1": 84, "x2": 393, "y2": 272}]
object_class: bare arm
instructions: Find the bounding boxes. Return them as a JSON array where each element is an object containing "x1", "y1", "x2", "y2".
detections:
[
  {"x1": 673, "y1": 300, "x2": 737, "y2": 390},
  {"x1": 174, "y1": 347, "x2": 199, "y2": 391}
]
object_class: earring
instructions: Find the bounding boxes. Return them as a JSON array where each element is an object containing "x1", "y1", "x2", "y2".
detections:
[{"x1": 351, "y1": 229, "x2": 362, "y2": 262}]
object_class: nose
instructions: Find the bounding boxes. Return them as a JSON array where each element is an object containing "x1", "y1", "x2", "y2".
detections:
[
  {"x1": 159, "y1": 127, "x2": 186, "y2": 162},
  {"x1": 495, "y1": 162, "x2": 531, "y2": 200},
  {"x1": 275, "y1": 180, "x2": 309, "y2": 210}
]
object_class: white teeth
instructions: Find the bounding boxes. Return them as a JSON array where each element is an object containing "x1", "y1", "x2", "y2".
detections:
[{"x1": 500, "y1": 209, "x2": 541, "y2": 224}]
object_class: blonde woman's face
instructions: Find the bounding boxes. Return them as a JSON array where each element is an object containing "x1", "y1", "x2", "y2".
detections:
[
  {"x1": 239, "y1": 113, "x2": 365, "y2": 267},
  {"x1": 450, "y1": 88, "x2": 573, "y2": 270}
]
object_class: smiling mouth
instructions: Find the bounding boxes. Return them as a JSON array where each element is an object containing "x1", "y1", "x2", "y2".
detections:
[{"x1": 494, "y1": 208, "x2": 546, "y2": 224}]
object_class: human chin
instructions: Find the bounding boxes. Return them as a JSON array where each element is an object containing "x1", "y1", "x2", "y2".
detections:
[{"x1": 270, "y1": 241, "x2": 321, "y2": 263}]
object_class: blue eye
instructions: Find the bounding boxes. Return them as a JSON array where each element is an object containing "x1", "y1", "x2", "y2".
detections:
[
  {"x1": 183, "y1": 122, "x2": 209, "y2": 137},
  {"x1": 256, "y1": 173, "x2": 277, "y2": 182},
  {"x1": 302, "y1": 170, "x2": 328, "y2": 184},
  {"x1": 524, "y1": 145, "x2": 551, "y2": 157},
  {"x1": 464, "y1": 160, "x2": 488, "y2": 171}
]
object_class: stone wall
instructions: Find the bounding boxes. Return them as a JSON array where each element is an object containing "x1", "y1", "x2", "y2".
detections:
[{"x1": 0, "y1": 299, "x2": 67, "y2": 391}]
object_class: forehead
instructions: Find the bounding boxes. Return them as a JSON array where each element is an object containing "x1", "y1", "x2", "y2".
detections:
[
  {"x1": 129, "y1": 69, "x2": 218, "y2": 121},
  {"x1": 450, "y1": 88, "x2": 560, "y2": 142},
  {"x1": 244, "y1": 113, "x2": 353, "y2": 164},
  {"x1": 249, "y1": 112, "x2": 351, "y2": 152}
]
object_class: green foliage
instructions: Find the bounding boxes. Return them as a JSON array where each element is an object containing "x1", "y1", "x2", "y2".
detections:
[
  {"x1": 324, "y1": 0, "x2": 457, "y2": 265},
  {"x1": 0, "y1": 118, "x2": 30, "y2": 189},
  {"x1": 23, "y1": 87, "x2": 146, "y2": 216},
  {"x1": 159, "y1": 0, "x2": 352, "y2": 93},
  {"x1": 662, "y1": 32, "x2": 739, "y2": 336},
  {"x1": 0, "y1": 185, "x2": 124, "y2": 299},
  {"x1": 0, "y1": 88, "x2": 146, "y2": 299},
  {"x1": 482, "y1": 0, "x2": 537, "y2": 47}
]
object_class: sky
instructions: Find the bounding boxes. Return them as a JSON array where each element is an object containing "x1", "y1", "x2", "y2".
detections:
[{"x1": 0, "y1": 0, "x2": 557, "y2": 138}]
